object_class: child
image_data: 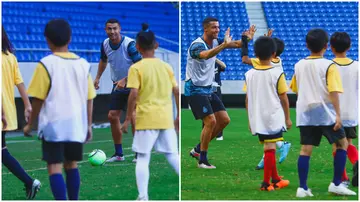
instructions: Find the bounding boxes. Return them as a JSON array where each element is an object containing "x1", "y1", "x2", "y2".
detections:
[
  {"x1": 330, "y1": 31, "x2": 358, "y2": 187},
  {"x1": 243, "y1": 36, "x2": 291, "y2": 191},
  {"x1": 290, "y1": 28, "x2": 356, "y2": 197},
  {"x1": 242, "y1": 28, "x2": 291, "y2": 169},
  {"x1": 121, "y1": 25, "x2": 179, "y2": 200},
  {"x1": 23, "y1": 19, "x2": 96, "y2": 200},
  {"x1": 2, "y1": 26, "x2": 41, "y2": 200}
]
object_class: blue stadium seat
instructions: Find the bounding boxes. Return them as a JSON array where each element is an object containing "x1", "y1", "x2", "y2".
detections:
[
  {"x1": 3, "y1": 2, "x2": 179, "y2": 61},
  {"x1": 262, "y1": 2, "x2": 358, "y2": 80}
]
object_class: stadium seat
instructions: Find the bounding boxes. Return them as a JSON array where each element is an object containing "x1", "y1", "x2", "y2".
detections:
[{"x1": 2, "y1": 2, "x2": 179, "y2": 61}]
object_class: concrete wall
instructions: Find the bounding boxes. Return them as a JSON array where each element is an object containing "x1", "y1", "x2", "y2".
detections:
[{"x1": 12, "y1": 48, "x2": 179, "y2": 129}]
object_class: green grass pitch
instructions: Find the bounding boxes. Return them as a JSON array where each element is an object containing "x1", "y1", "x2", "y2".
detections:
[
  {"x1": 2, "y1": 128, "x2": 179, "y2": 200},
  {"x1": 181, "y1": 108, "x2": 358, "y2": 200}
]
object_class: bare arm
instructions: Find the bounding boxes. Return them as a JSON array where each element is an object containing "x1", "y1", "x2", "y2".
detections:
[
  {"x1": 27, "y1": 98, "x2": 43, "y2": 127},
  {"x1": 329, "y1": 92, "x2": 341, "y2": 118},
  {"x1": 87, "y1": 99, "x2": 93, "y2": 127},
  {"x1": 173, "y1": 86, "x2": 179, "y2": 132},
  {"x1": 279, "y1": 92, "x2": 292, "y2": 130},
  {"x1": 225, "y1": 40, "x2": 242, "y2": 48},
  {"x1": 2, "y1": 106, "x2": 7, "y2": 130},
  {"x1": 85, "y1": 99, "x2": 94, "y2": 142},
  {"x1": 198, "y1": 43, "x2": 227, "y2": 60},
  {"x1": 125, "y1": 89, "x2": 138, "y2": 121},
  {"x1": 24, "y1": 98, "x2": 43, "y2": 136},
  {"x1": 242, "y1": 55, "x2": 253, "y2": 66},
  {"x1": 279, "y1": 93, "x2": 290, "y2": 121},
  {"x1": 96, "y1": 59, "x2": 107, "y2": 80},
  {"x1": 245, "y1": 93, "x2": 251, "y2": 133},
  {"x1": 16, "y1": 83, "x2": 32, "y2": 122},
  {"x1": 173, "y1": 86, "x2": 179, "y2": 117}
]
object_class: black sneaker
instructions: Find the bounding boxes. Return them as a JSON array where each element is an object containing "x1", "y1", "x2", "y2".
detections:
[
  {"x1": 352, "y1": 161, "x2": 358, "y2": 187},
  {"x1": 260, "y1": 182, "x2": 274, "y2": 191},
  {"x1": 25, "y1": 179, "x2": 41, "y2": 200}
]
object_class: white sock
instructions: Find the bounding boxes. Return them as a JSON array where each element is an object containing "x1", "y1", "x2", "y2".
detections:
[
  {"x1": 165, "y1": 153, "x2": 179, "y2": 175},
  {"x1": 276, "y1": 141, "x2": 284, "y2": 148},
  {"x1": 136, "y1": 153, "x2": 151, "y2": 200}
]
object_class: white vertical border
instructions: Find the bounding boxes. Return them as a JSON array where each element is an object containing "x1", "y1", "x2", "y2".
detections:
[{"x1": 178, "y1": 1, "x2": 182, "y2": 201}]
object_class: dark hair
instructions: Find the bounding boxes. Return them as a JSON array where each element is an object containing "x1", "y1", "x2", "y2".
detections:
[
  {"x1": 306, "y1": 29, "x2": 328, "y2": 53},
  {"x1": 44, "y1": 19, "x2": 71, "y2": 47},
  {"x1": 254, "y1": 36, "x2": 276, "y2": 60},
  {"x1": 2, "y1": 27, "x2": 14, "y2": 54},
  {"x1": 105, "y1": 18, "x2": 120, "y2": 26},
  {"x1": 273, "y1": 37, "x2": 284, "y2": 57},
  {"x1": 330, "y1": 32, "x2": 351, "y2": 53},
  {"x1": 202, "y1": 17, "x2": 218, "y2": 28},
  {"x1": 136, "y1": 23, "x2": 156, "y2": 51}
]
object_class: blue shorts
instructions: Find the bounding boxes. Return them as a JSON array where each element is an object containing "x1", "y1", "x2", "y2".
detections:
[
  {"x1": 109, "y1": 84, "x2": 130, "y2": 111},
  {"x1": 188, "y1": 93, "x2": 226, "y2": 120}
]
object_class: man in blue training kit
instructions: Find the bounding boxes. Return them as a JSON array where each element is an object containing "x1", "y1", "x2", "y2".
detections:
[
  {"x1": 185, "y1": 16, "x2": 255, "y2": 168},
  {"x1": 94, "y1": 19, "x2": 142, "y2": 163}
]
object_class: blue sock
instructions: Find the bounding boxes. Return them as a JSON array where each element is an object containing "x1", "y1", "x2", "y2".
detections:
[
  {"x1": 195, "y1": 143, "x2": 201, "y2": 153},
  {"x1": 2, "y1": 149, "x2": 33, "y2": 187},
  {"x1": 200, "y1": 151, "x2": 208, "y2": 162},
  {"x1": 115, "y1": 144, "x2": 123, "y2": 156},
  {"x1": 298, "y1": 155, "x2": 310, "y2": 190},
  {"x1": 66, "y1": 168, "x2": 80, "y2": 200},
  {"x1": 333, "y1": 149, "x2": 347, "y2": 186},
  {"x1": 49, "y1": 173, "x2": 67, "y2": 200},
  {"x1": 217, "y1": 131, "x2": 223, "y2": 138}
]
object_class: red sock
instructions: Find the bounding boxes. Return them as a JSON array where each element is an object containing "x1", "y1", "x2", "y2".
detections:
[
  {"x1": 264, "y1": 149, "x2": 275, "y2": 184},
  {"x1": 272, "y1": 152, "x2": 281, "y2": 182},
  {"x1": 347, "y1": 144, "x2": 359, "y2": 164},
  {"x1": 333, "y1": 151, "x2": 349, "y2": 181}
]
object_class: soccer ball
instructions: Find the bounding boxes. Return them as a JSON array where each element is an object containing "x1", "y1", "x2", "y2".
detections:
[{"x1": 88, "y1": 149, "x2": 106, "y2": 166}]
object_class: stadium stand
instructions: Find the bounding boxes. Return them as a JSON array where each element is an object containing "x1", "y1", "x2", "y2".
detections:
[
  {"x1": 2, "y1": 2, "x2": 179, "y2": 62},
  {"x1": 263, "y1": 2, "x2": 358, "y2": 79},
  {"x1": 181, "y1": 2, "x2": 358, "y2": 80}
]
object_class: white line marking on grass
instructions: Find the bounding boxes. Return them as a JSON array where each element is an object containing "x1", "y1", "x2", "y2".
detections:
[
  {"x1": 3, "y1": 151, "x2": 146, "y2": 175},
  {"x1": 6, "y1": 140, "x2": 36, "y2": 144},
  {"x1": 23, "y1": 147, "x2": 133, "y2": 162}
]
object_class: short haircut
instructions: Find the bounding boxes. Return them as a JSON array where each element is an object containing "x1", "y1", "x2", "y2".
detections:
[
  {"x1": 105, "y1": 18, "x2": 120, "y2": 26},
  {"x1": 136, "y1": 23, "x2": 156, "y2": 51},
  {"x1": 306, "y1": 29, "x2": 328, "y2": 53},
  {"x1": 254, "y1": 36, "x2": 276, "y2": 60},
  {"x1": 273, "y1": 37, "x2": 285, "y2": 57},
  {"x1": 202, "y1": 17, "x2": 218, "y2": 28},
  {"x1": 330, "y1": 32, "x2": 351, "y2": 53},
  {"x1": 44, "y1": 19, "x2": 71, "y2": 47}
]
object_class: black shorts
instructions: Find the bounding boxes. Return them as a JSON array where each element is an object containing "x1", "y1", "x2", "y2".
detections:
[
  {"x1": 109, "y1": 84, "x2": 130, "y2": 111},
  {"x1": 2, "y1": 131, "x2": 6, "y2": 148},
  {"x1": 42, "y1": 140, "x2": 83, "y2": 164},
  {"x1": 257, "y1": 131, "x2": 284, "y2": 144},
  {"x1": 344, "y1": 127, "x2": 357, "y2": 139},
  {"x1": 299, "y1": 125, "x2": 346, "y2": 146},
  {"x1": 188, "y1": 93, "x2": 226, "y2": 120}
]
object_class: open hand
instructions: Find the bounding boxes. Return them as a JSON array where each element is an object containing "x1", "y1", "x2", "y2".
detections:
[{"x1": 224, "y1": 27, "x2": 233, "y2": 45}]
